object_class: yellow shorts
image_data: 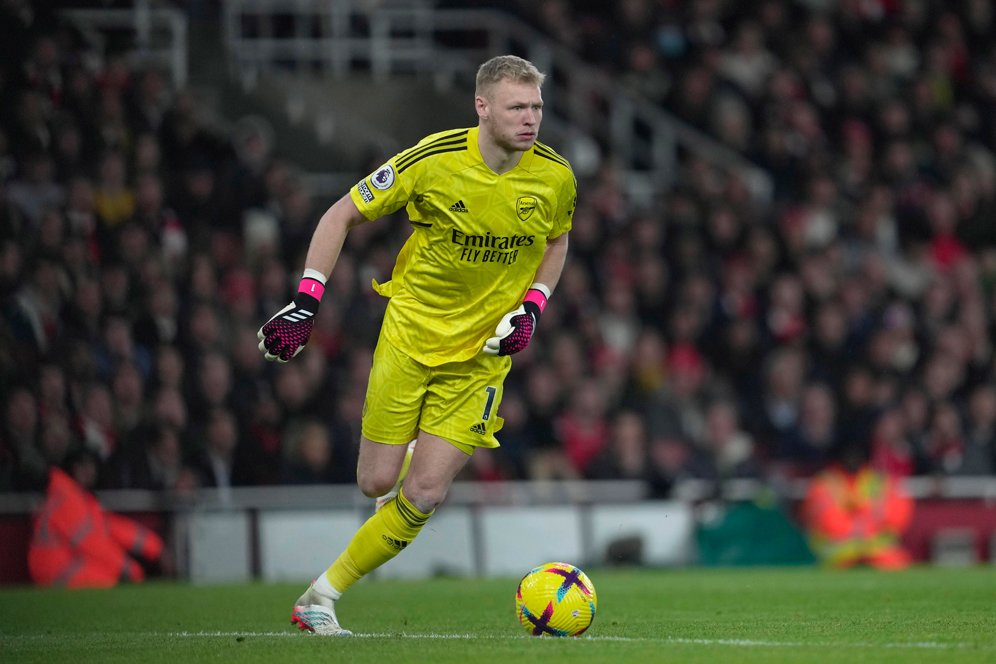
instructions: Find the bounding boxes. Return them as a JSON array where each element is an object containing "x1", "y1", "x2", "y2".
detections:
[{"x1": 361, "y1": 336, "x2": 510, "y2": 454}]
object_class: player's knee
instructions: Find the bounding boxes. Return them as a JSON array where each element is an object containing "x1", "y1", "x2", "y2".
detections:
[
  {"x1": 356, "y1": 468, "x2": 396, "y2": 498},
  {"x1": 399, "y1": 481, "x2": 445, "y2": 514}
]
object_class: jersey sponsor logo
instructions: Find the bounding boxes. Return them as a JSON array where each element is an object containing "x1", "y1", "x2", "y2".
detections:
[
  {"x1": 516, "y1": 196, "x2": 537, "y2": 221},
  {"x1": 470, "y1": 422, "x2": 487, "y2": 435},
  {"x1": 449, "y1": 200, "x2": 469, "y2": 213},
  {"x1": 451, "y1": 229, "x2": 535, "y2": 266},
  {"x1": 357, "y1": 181, "x2": 374, "y2": 203},
  {"x1": 450, "y1": 229, "x2": 535, "y2": 249},
  {"x1": 370, "y1": 164, "x2": 396, "y2": 190}
]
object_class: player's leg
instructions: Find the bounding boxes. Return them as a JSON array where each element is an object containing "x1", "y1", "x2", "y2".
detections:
[
  {"x1": 292, "y1": 346, "x2": 509, "y2": 634},
  {"x1": 323, "y1": 432, "x2": 470, "y2": 591},
  {"x1": 293, "y1": 433, "x2": 470, "y2": 635},
  {"x1": 399, "y1": 430, "x2": 472, "y2": 512},
  {"x1": 291, "y1": 438, "x2": 415, "y2": 636},
  {"x1": 292, "y1": 337, "x2": 425, "y2": 636},
  {"x1": 374, "y1": 439, "x2": 417, "y2": 512},
  {"x1": 355, "y1": 435, "x2": 412, "y2": 498}
]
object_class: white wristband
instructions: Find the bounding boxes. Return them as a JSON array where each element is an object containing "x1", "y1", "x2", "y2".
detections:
[
  {"x1": 302, "y1": 268, "x2": 327, "y2": 285},
  {"x1": 530, "y1": 282, "x2": 552, "y2": 299}
]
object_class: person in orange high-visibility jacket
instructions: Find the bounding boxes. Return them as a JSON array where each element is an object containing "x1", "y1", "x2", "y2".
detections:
[
  {"x1": 28, "y1": 450, "x2": 164, "y2": 588},
  {"x1": 802, "y1": 440, "x2": 913, "y2": 570}
]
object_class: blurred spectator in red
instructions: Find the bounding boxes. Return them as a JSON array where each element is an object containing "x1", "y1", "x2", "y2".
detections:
[
  {"x1": 870, "y1": 406, "x2": 918, "y2": 478},
  {"x1": 925, "y1": 190, "x2": 968, "y2": 272},
  {"x1": 556, "y1": 378, "x2": 610, "y2": 476},
  {"x1": 29, "y1": 448, "x2": 166, "y2": 588},
  {"x1": 764, "y1": 273, "x2": 807, "y2": 345},
  {"x1": 803, "y1": 440, "x2": 913, "y2": 570}
]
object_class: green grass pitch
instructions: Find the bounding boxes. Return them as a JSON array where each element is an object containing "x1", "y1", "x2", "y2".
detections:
[{"x1": 2, "y1": 567, "x2": 995, "y2": 663}]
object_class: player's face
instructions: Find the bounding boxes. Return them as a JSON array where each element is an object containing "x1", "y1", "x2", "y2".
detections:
[{"x1": 479, "y1": 79, "x2": 543, "y2": 152}]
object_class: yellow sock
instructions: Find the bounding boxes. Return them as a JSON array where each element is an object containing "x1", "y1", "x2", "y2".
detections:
[{"x1": 324, "y1": 488, "x2": 432, "y2": 593}]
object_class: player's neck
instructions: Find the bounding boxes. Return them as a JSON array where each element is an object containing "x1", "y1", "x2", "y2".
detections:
[{"x1": 477, "y1": 130, "x2": 524, "y2": 175}]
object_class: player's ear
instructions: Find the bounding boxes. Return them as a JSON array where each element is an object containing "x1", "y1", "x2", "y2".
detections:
[{"x1": 475, "y1": 95, "x2": 489, "y2": 120}]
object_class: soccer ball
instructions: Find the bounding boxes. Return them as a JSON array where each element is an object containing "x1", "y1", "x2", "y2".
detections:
[{"x1": 515, "y1": 562, "x2": 597, "y2": 637}]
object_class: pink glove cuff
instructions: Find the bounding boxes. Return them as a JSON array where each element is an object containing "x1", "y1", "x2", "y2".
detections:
[
  {"x1": 523, "y1": 288, "x2": 548, "y2": 314},
  {"x1": 298, "y1": 278, "x2": 325, "y2": 300}
]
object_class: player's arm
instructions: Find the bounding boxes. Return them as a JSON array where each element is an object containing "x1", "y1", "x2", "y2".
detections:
[
  {"x1": 532, "y1": 230, "x2": 569, "y2": 293},
  {"x1": 483, "y1": 231, "x2": 569, "y2": 356},
  {"x1": 301, "y1": 194, "x2": 369, "y2": 278},
  {"x1": 257, "y1": 194, "x2": 368, "y2": 362}
]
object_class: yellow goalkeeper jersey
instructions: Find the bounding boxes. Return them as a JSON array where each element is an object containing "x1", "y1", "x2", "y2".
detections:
[{"x1": 349, "y1": 126, "x2": 576, "y2": 366}]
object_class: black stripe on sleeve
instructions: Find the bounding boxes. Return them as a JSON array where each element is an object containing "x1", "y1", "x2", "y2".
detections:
[
  {"x1": 533, "y1": 143, "x2": 571, "y2": 169},
  {"x1": 396, "y1": 130, "x2": 469, "y2": 170},
  {"x1": 396, "y1": 146, "x2": 468, "y2": 173}
]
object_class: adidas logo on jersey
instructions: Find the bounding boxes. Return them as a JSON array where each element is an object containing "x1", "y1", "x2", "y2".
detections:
[
  {"x1": 449, "y1": 200, "x2": 469, "y2": 213},
  {"x1": 470, "y1": 422, "x2": 487, "y2": 435}
]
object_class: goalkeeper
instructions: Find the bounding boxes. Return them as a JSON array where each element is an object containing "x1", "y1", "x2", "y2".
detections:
[{"x1": 257, "y1": 54, "x2": 575, "y2": 635}]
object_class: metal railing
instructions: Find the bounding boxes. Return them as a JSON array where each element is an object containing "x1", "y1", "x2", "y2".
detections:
[
  {"x1": 222, "y1": 0, "x2": 772, "y2": 202},
  {"x1": 5, "y1": 475, "x2": 996, "y2": 516},
  {"x1": 59, "y1": 0, "x2": 189, "y2": 87}
]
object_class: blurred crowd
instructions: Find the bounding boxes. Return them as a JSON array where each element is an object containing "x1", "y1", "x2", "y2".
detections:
[{"x1": 2, "y1": 0, "x2": 995, "y2": 499}]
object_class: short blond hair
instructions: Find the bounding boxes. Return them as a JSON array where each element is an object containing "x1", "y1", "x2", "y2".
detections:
[{"x1": 475, "y1": 55, "x2": 545, "y2": 98}]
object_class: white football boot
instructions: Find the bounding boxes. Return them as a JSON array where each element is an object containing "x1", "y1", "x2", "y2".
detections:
[
  {"x1": 374, "y1": 440, "x2": 417, "y2": 512},
  {"x1": 291, "y1": 586, "x2": 352, "y2": 636}
]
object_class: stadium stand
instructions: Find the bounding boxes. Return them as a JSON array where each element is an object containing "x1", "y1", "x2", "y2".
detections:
[{"x1": 1, "y1": 0, "x2": 995, "y2": 577}]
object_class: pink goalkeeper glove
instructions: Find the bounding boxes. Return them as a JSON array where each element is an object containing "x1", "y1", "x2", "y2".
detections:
[
  {"x1": 483, "y1": 286, "x2": 549, "y2": 356},
  {"x1": 257, "y1": 276, "x2": 325, "y2": 363}
]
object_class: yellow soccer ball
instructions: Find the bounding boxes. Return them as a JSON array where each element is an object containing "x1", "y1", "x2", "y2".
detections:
[{"x1": 515, "y1": 562, "x2": 597, "y2": 637}]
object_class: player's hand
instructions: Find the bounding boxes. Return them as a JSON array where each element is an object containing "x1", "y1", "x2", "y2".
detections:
[
  {"x1": 257, "y1": 291, "x2": 320, "y2": 363},
  {"x1": 483, "y1": 299, "x2": 542, "y2": 356}
]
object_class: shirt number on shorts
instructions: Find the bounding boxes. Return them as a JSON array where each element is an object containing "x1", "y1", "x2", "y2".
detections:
[{"x1": 481, "y1": 386, "x2": 497, "y2": 421}]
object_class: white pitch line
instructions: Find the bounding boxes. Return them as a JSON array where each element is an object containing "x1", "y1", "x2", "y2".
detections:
[{"x1": 157, "y1": 631, "x2": 984, "y2": 651}]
